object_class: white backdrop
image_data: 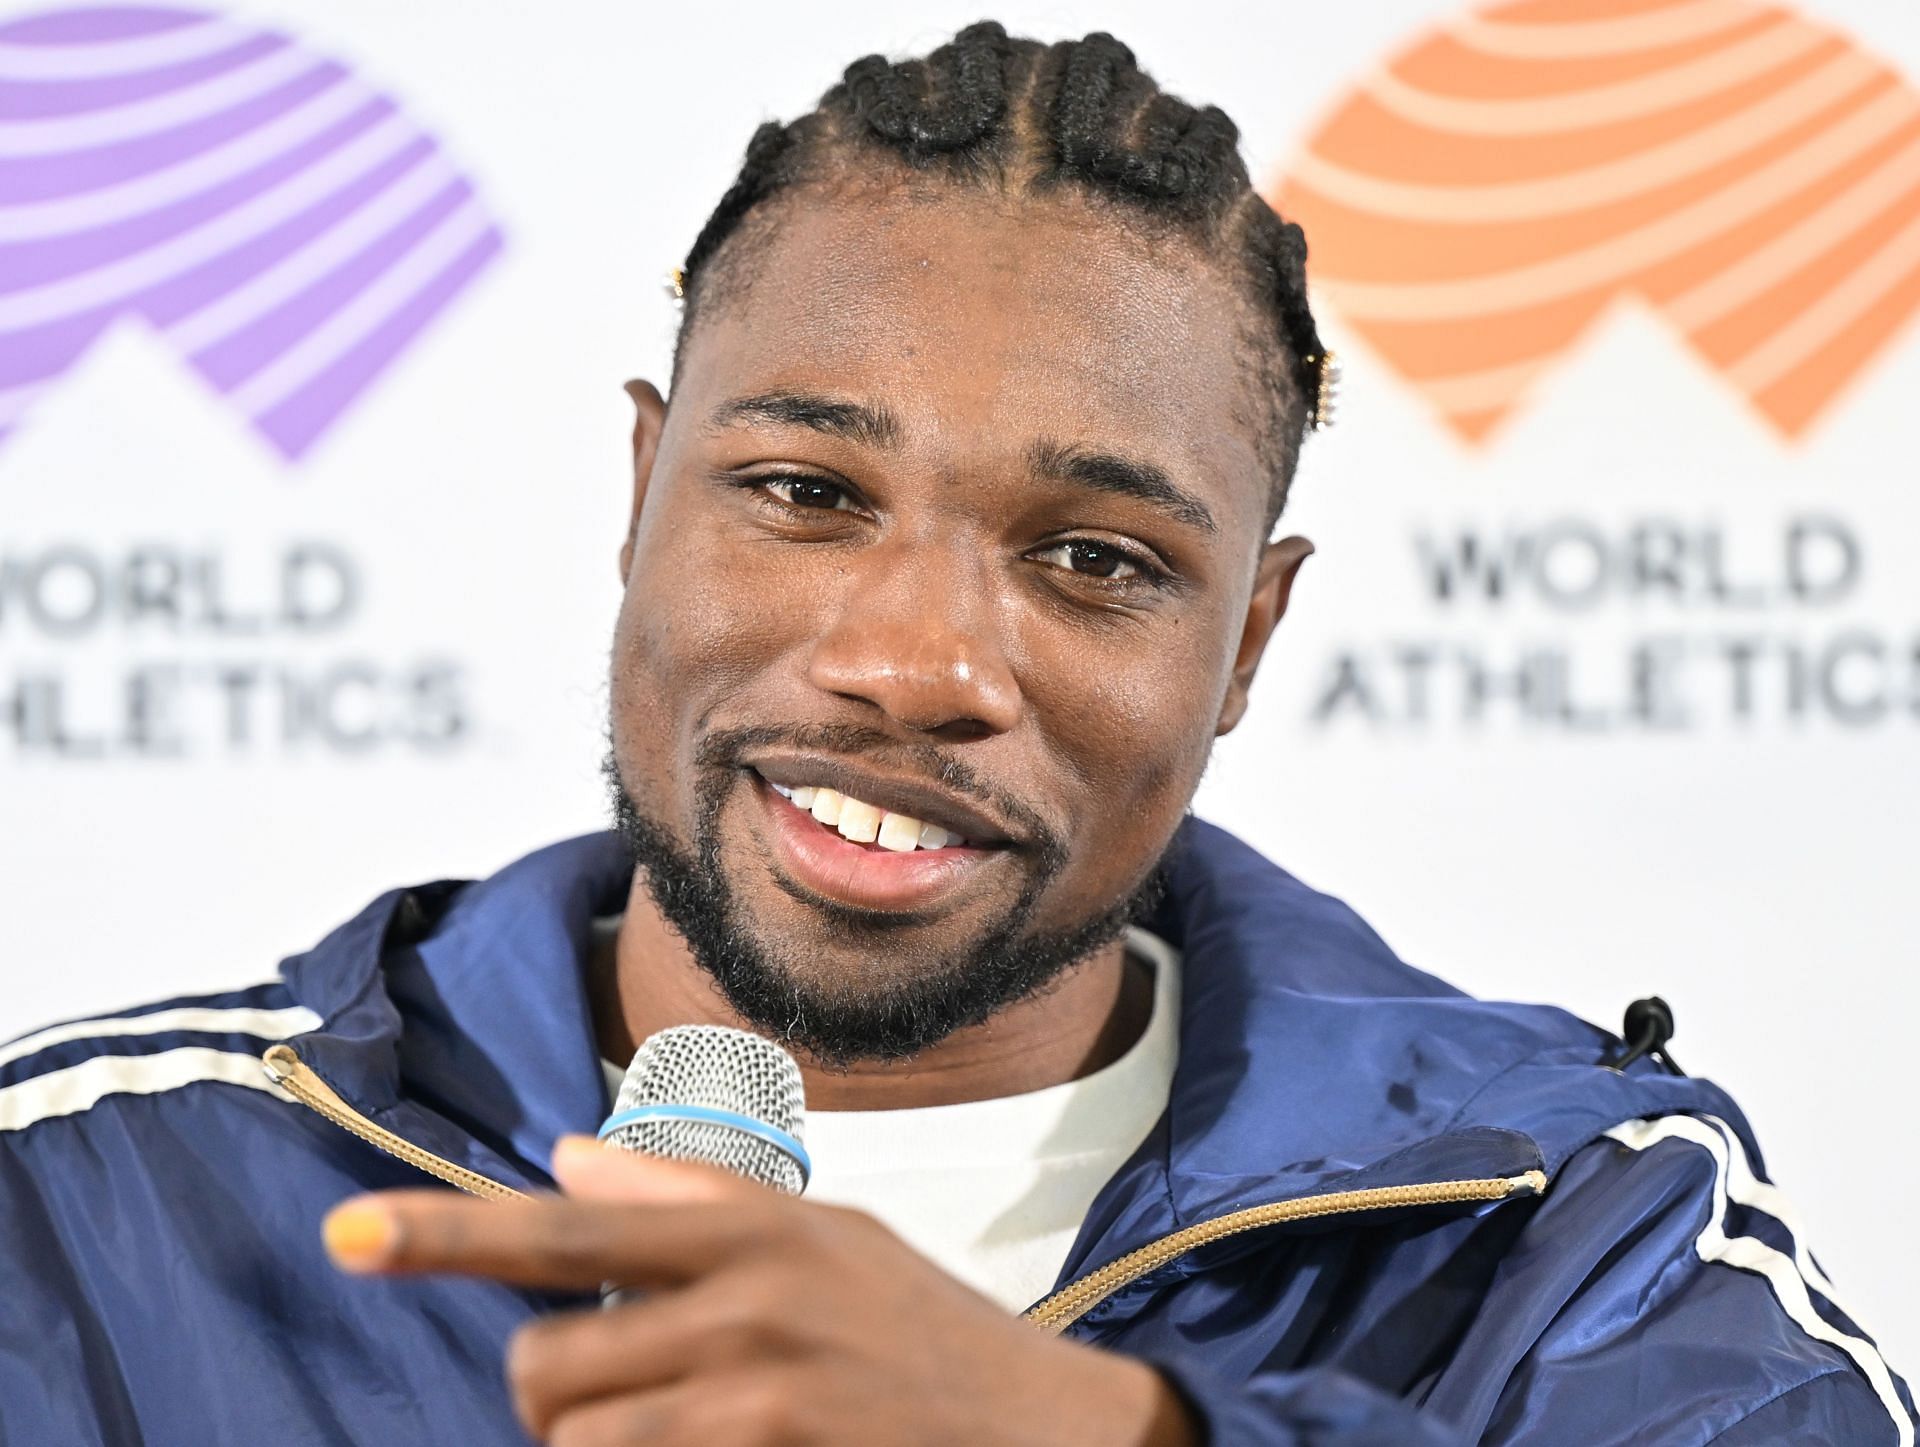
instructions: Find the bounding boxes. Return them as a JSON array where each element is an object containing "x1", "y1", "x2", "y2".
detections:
[{"x1": 3, "y1": 0, "x2": 1916, "y2": 1372}]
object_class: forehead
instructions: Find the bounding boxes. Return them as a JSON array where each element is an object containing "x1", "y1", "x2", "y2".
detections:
[{"x1": 674, "y1": 190, "x2": 1270, "y2": 529}]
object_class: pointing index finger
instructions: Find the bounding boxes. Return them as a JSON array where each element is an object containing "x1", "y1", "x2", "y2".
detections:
[{"x1": 321, "y1": 1190, "x2": 781, "y2": 1290}]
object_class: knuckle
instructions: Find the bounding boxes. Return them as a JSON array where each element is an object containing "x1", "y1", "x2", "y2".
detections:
[
  {"x1": 736, "y1": 1269, "x2": 795, "y2": 1319},
  {"x1": 704, "y1": 1317, "x2": 770, "y2": 1366},
  {"x1": 394, "y1": 1203, "x2": 460, "y2": 1265},
  {"x1": 794, "y1": 1204, "x2": 882, "y2": 1271},
  {"x1": 737, "y1": 1201, "x2": 799, "y2": 1253},
  {"x1": 778, "y1": 1205, "x2": 844, "y2": 1261},
  {"x1": 818, "y1": 1201, "x2": 881, "y2": 1243},
  {"x1": 691, "y1": 1282, "x2": 787, "y2": 1362},
  {"x1": 723, "y1": 1377, "x2": 803, "y2": 1444},
  {"x1": 529, "y1": 1206, "x2": 627, "y2": 1279},
  {"x1": 525, "y1": 1208, "x2": 595, "y2": 1266}
]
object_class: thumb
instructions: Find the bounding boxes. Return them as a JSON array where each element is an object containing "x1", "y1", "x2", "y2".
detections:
[{"x1": 550, "y1": 1135, "x2": 755, "y2": 1204}]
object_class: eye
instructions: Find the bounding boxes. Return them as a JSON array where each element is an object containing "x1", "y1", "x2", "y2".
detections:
[
  {"x1": 762, "y1": 475, "x2": 858, "y2": 512},
  {"x1": 1031, "y1": 539, "x2": 1148, "y2": 581}
]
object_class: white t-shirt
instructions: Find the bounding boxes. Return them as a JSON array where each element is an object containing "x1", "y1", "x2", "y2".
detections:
[{"x1": 599, "y1": 927, "x2": 1181, "y2": 1313}]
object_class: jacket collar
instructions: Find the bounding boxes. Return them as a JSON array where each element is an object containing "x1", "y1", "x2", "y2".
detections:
[
  {"x1": 278, "y1": 822, "x2": 1748, "y2": 1218},
  {"x1": 1057, "y1": 821, "x2": 1750, "y2": 1289},
  {"x1": 281, "y1": 834, "x2": 630, "y2": 1190}
]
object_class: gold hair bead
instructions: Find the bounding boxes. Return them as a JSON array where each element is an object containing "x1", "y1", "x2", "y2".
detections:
[
  {"x1": 1308, "y1": 349, "x2": 1341, "y2": 430},
  {"x1": 664, "y1": 266, "x2": 687, "y2": 301}
]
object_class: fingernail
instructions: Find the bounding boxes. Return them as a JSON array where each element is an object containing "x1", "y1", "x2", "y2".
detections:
[
  {"x1": 553, "y1": 1134, "x2": 606, "y2": 1167},
  {"x1": 552, "y1": 1135, "x2": 616, "y2": 1186},
  {"x1": 323, "y1": 1201, "x2": 398, "y2": 1272}
]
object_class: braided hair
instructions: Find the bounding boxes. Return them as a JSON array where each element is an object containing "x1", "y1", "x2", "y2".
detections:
[{"x1": 675, "y1": 22, "x2": 1328, "y2": 526}]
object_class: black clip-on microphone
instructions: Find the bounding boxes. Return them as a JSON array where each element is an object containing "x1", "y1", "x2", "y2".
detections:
[{"x1": 1602, "y1": 996, "x2": 1685, "y2": 1076}]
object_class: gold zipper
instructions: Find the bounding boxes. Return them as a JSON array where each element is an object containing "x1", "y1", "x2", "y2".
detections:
[
  {"x1": 1023, "y1": 1170, "x2": 1548, "y2": 1333},
  {"x1": 261, "y1": 1043, "x2": 529, "y2": 1204},
  {"x1": 264, "y1": 1042, "x2": 1545, "y2": 1334}
]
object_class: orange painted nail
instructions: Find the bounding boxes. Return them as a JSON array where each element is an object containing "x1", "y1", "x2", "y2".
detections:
[{"x1": 322, "y1": 1202, "x2": 398, "y2": 1271}]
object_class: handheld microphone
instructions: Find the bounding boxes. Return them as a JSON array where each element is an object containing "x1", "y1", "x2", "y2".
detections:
[
  {"x1": 595, "y1": 1025, "x2": 808, "y2": 1308},
  {"x1": 597, "y1": 1024, "x2": 810, "y2": 1194}
]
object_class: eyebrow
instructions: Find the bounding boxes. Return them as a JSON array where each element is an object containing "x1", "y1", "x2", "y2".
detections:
[
  {"x1": 707, "y1": 390, "x2": 903, "y2": 449},
  {"x1": 1027, "y1": 439, "x2": 1218, "y2": 534}
]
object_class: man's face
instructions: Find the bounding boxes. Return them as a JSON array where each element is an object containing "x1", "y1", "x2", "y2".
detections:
[{"x1": 608, "y1": 190, "x2": 1308, "y2": 1061}]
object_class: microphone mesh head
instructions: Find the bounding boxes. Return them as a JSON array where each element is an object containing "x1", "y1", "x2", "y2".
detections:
[{"x1": 607, "y1": 1025, "x2": 808, "y2": 1195}]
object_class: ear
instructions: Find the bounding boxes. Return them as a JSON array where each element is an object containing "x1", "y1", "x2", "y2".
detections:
[
  {"x1": 1216, "y1": 535, "x2": 1313, "y2": 736},
  {"x1": 618, "y1": 379, "x2": 668, "y2": 582}
]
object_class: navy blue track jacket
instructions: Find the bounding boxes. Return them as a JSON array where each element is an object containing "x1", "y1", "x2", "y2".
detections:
[{"x1": 1, "y1": 821, "x2": 1912, "y2": 1445}]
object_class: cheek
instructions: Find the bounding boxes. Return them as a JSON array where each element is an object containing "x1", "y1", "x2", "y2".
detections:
[
  {"x1": 1020, "y1": 610, "x2": 1232, "y2": 846},
  {"x1": 627, "y1": 489, "x2": 833, "y2": 663},
  {"x1": 609, "y1": 504, "x2": 823, "y2": 782}
]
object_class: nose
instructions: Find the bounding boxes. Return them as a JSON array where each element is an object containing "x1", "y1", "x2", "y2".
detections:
[{"x1": 806, "y1": 539, "x2": 1022, "y2": 740}]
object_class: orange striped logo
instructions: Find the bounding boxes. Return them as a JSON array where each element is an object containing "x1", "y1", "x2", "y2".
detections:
[{"x1": 1271, "y1": 0, "x2": 1920, "y2": 442}]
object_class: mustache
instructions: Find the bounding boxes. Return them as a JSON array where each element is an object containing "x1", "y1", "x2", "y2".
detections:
[{"x1": 695, "y1": 722, "x2": 1064, "y2": 865}]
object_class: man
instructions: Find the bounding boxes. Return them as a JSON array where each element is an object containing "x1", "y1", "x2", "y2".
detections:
[{"x1": 1, "y1": 22, "x2": 1910, "y2": 1446}]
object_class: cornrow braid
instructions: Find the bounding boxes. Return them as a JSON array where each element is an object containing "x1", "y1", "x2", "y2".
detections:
[
  {"x1": 842, "y1": 21, "x2": 1010, "y2": 155},
  {"x1": 674, "y1": 20, "x2": 1329, "y2": 524}
]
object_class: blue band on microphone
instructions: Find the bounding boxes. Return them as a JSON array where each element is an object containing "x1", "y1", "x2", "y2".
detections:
[{"x1": 596, "y1": 1104, "x2": 811, "y2": 1188}]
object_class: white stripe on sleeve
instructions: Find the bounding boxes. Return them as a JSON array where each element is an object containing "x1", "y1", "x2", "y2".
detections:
[
  {"x1": 0, "y1": 1047, "x2": 293, "y2": 1133},
  {"x1": 0, "y1": 1003, "x2": 321, "y2": 1073},
  {"x1": 1607, "y1": 1114, "x2": 1909, "y2": 1446}
]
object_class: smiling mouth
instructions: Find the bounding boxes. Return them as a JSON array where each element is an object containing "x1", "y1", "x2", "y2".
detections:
[
  {"x1": 763, "y1": 778, "x2": 974, "y2": 853},
  {"x1": 746, "y1": 754, "x2": 1021, "y2": 846},
  {"x1": 745, "y1": 767, "x2": 1013, "y2": 914}
]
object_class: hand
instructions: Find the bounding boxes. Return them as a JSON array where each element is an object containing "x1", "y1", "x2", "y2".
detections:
[{"x1": 322, "y1": 1138, "x2": 1199, "y2": 1447}]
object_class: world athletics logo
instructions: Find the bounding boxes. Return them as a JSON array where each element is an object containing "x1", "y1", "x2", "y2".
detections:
[
  {"x1": 0, "y1": 5, "x2": 502, "y2": 460},
  {"x1": 1273, "y1": 0, "x2": 1920, "y2": 444}
]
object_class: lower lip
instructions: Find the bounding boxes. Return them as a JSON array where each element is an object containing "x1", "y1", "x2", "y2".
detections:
[{"x1": 751, "y1": 775, "x2": 1003, "y2": 912}]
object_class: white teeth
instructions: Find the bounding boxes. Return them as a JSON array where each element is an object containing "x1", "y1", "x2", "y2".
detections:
[
  {"x1": 779, "y1": 778, "x2": 967, "y2": 851},
  {"x1": 876, "y1": 812, "x2": 922, "y2": 852},
  {"x1": 836, "y1": 797, "x2": 882, "y2": 844}
]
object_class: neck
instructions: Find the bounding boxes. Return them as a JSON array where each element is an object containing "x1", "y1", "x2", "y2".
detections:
[{"x1": 593, "y1": 879, "x2": 1153, "y2": 1111}]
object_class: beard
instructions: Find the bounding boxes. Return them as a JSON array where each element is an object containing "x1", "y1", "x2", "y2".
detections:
[{"x1": 603, "y1": 732, "x2": 1164, "y2": 1068}]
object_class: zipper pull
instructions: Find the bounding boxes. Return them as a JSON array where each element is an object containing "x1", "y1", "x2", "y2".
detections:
[
  {"x1": 259, "y1": 1042, "x2": 527, "y2": 1203},
  {"x1": 262, "y1": 1042, "x2": 300, "y2": 1086}
]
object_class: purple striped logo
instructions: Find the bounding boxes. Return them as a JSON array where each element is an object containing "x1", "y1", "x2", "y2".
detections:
[{"x1": 0, "y1": 5, "x2": 503, "y2": 460}]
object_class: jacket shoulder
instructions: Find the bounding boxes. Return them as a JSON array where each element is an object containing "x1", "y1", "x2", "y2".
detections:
[
  {"x1": 0, "y1": 980, "x2": 320, "y2": 1141},
  {"x1": 1437, "y1": 1115, "x2": 1915, "y2": 1444},
  {"x1": 1166, "y1": 818, "x2": 1467, "y2": 1001}
]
